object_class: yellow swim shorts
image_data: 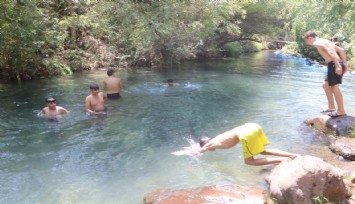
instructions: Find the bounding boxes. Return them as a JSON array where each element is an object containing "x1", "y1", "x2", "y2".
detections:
[{"x1": 238, "y1": 123, "x2": 269, "y2": 158}]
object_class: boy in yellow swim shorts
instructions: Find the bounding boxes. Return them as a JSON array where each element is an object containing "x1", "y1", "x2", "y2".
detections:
[{"x1": 199, "y1": 123, "x2": 299, "y2": 166}]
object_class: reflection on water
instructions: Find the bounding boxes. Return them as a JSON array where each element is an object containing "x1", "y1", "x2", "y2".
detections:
[{"x1": 0, "y1": 51, "x2": 354, "y2": 204}]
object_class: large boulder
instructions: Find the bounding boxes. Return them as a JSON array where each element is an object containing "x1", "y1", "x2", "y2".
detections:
[
  {"x1": 143, "y1": 184, "x2": 266, "y2": 204},
  {"x1": 329, "y1": 137, "x2": 355, "y2": 161},
  {"x1": 265, "y1": 155, "x2": 351, "y2": 204},
  {"x1": 305, "y1": 115, "x2": 355, "y2": 136}
]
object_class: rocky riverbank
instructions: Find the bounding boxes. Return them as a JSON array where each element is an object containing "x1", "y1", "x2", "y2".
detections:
[{"x1": 143, "y1": 114, "x2": 355, "y2": 203}]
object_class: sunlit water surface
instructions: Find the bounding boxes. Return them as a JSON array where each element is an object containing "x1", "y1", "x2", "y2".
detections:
[{"x1": 1, "y1": 51, "x2": 354, "y2": 204}]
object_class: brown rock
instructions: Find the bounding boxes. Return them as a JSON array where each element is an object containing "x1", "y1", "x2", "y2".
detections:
[
  {"x1": 304, "y1": 115, "x2": 331, "y2": 134},
  {"x1": 265, "y1": 155, "x2": 351, "y2": 204},
  {"x1": 143, "y1": 184, "x2": 266, "y2": 204}
]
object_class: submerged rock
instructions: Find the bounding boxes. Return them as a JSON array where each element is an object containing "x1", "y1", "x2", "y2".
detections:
[
  {"x1": 265, "y1": 155, "x2": 351, "y2": 204},
  {"x1": 143, "y1": 184, "x2": 266, "y2": 204}
]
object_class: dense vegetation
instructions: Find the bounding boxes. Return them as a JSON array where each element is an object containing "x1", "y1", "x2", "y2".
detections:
[{"x1": 0, "y1": 0, "x2": 354, "y2": 81}]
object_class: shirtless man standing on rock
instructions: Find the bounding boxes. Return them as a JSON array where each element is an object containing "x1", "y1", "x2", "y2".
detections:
[{"x1": 303, "y1": 31, "x2": 348, "y2": 117}]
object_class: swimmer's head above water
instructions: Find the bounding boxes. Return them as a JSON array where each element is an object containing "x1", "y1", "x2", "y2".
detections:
[
  {"x1": 89, "y1": 83, "x2": 100, "y2": 90},
  {"x1": 46, "y1": 97, "x2": 56, "y2": 103},
  {"x1": 167, "y1": 79, "x2": 178, "y2": 87},
  {"x1": 107, "y1": 68, "x2": 115, "y2": 76}
]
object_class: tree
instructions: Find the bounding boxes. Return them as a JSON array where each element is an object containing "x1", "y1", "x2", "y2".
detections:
[{"x1": 279, "y1": 0, "x2": 355, "y2": 65}]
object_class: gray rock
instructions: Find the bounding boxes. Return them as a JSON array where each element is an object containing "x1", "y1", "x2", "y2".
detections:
[
  {"x1": 329, "y1": 137, "x2": 355, "y2": 161},
  {"x1": 326, "y1": 115, "x2": 355, "y2": 136}
]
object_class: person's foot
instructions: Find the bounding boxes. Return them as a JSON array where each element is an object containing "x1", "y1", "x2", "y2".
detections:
[
  {"x1": 289, "y1": 154, "x2": 300, "y2": 160},
  {"x1": 328, "y1": 111, "x2": 347, "y2": 118},
  {"x1": 320, "y1": 108, "x2": 335, "y2": 113}
]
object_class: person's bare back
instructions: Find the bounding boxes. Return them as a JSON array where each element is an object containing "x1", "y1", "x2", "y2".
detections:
[
  {"x1": 103, "y1": 68, "x2": 123, "y2": 94},
  {"x1": 208, "y1": 127, "x2": 240, "y2": 149},
  {"x1": 313, "y1": 38, "x2": 340, "y2": 63},
  {"x1": 104, "y1": 77, "x2": 122, "y2": 94}
]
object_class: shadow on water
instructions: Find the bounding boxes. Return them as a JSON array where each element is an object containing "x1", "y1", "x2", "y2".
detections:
[{"x1": 0, "y1": 51, "x2": 354, "y2": 204}]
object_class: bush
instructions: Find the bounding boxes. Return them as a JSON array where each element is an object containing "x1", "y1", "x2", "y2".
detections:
[
  {"x1": 223, "y1": 42, "x2": 243, "y2": 57},
  {"x1": 46, "y1": 58, "x2": 72, "y2": 75},
  {"x1": 239, "y1": 41, "x2": 261, "y2": 53},
  {"x1": 281, "y1": 42, "x2": 300, "y2": 56}
]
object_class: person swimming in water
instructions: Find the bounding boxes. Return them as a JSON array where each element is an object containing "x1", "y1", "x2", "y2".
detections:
[
  {"x1": 40, "y1": 97, "x2": 69, "y2": 117},
  {"x1": 167, "y1": 79, "x2": 179, "y2": 87}
]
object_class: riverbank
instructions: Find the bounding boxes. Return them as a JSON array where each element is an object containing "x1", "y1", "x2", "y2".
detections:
[{"x1": 274, "y1": 50, "x2": 355, "y2": 72}]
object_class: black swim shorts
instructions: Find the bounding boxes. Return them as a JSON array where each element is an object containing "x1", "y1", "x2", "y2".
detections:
[
  {"x1": 325, "y1": 60, "x2": 345, "y2": 86},
  {"x1": 107, "y1": 92, "x2": 121, "y2": 99}
]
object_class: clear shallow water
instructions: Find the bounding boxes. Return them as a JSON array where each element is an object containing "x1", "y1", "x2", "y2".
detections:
[{"x1": 0, "y1": 51, "x2": 354, "y2": 204}]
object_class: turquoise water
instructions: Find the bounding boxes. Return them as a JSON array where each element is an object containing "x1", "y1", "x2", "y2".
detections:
[{"x1": 1, "y1": 51, "x2": 354, "y2": 204}]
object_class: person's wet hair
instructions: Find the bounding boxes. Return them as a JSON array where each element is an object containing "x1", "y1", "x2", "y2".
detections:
[
  {"x1": 303, "y1": 31, "x2": 317, "y2": 39},
  {"x1": 199, "y1": 136, "x2": 211, "y2": 147},
  {"x1": 107, "y1": 68, "x2": 115, "y2": 76},
  {"x1": 89, "y1": 83, "x2": 100, "y2": 90},
  {"x1": 167, "y1": 79, "x2": 174, "y2": 83},
  {"x1": 46, "y1": 97, "x2": 56, "y2": 103}
]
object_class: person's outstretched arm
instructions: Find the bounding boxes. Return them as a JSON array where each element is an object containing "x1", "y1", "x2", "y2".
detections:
[{"x1": 199, "y1": 141, "x2": 220, "y2": 153}]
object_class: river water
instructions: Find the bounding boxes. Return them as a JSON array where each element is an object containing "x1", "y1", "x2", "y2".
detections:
[{"x1": 0, "y1": 51, "x2": 354, "y2": 204}]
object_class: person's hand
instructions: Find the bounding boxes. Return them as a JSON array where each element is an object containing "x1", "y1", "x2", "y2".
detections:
[{"x1": 336, "y1": 67, "x2": 343, "y2": 75}]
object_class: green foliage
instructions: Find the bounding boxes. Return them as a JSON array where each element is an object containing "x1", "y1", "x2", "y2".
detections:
[
  {"x1": 239, "y1": 41, "x2": 261, "y2": 53},
  {"x1": 271, "y1": 195, "x2": 333, "y2": 204},
  {"x1": 350, "y1": 124, "x2": 355, "y2": 138},
  {"x1": 223, "y1": 42, "x2": 243, "y2": 57},
  {"x1": 99, "y1": 0, "x2": 247, "y2": 65},
  {"x1": 279, "y1": 0, "x2": 355, "y2": 66},
  {"x1": 281, "y1": 42, "x2": 301, "y2": 57},
  {"x1": 1, "y1": 0, "x2": 354, "y2": 80},
  {"x1": 0, "y1": 0, "x2": 47, "y2": 80},
  {"x1": 312, "y1": 195, "x2": 331, "y2": 204},
  {"x1": 45, "y1": 57, "x2": 72, "y2": 75},
  {"x1": 240, "y1": 1, "x2": 285, "y2": 38}
]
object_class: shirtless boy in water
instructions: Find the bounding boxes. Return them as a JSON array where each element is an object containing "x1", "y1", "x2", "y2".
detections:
[
  {"x1": 41, "y1": 97, "x2": 69, "y2": 116},
  {"x1": 85, "y1": 83, "x2": 106, "y2": 115},
  {"x1": 198, "y1": 123, "x2": 299, "y2": 166},
  {"x1": 303, "y1": 31, "x2": 348, "y2": 117},
  {"x1": 103, "y1": 68, "x2": 123, "y2": 99}
]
